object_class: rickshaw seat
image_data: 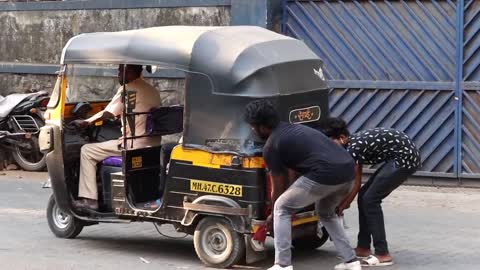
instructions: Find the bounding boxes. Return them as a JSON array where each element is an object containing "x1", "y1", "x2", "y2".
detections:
[
  {"x1": 102, "y1": 156, "x2": 122, "y2": 167},
  {"x1": 100, "y1": 105, "x2": 182, "y2": 169},
  {"x1": 146, "y1": 105, "x2": 183, "y2": 136}
]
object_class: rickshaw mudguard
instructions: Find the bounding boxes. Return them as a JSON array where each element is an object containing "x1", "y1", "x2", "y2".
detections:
[
  {"x1": 44, "y1": 125, "x2": 71, "y2": 213},
  {"x1": 181, "y1": 195, "x2": 249, "y2": 234},
  {"x1": 245, "y1": 234, "x2": 267, "y2": 264}
]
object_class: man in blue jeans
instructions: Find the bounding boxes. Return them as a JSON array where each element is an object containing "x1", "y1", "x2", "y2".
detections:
[
  {"x1": 244, "y1": 100, "x2": 361, "y2": 270},
  {"x1": 321, "y1": 117, "x2": 421, "y2": 267}
]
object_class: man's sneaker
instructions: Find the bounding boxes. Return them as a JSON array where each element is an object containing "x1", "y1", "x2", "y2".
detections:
[
  {"x1": 267, "y1": 265, "x2": 293, "y2": 270},
  {"x1": 334, "y1": 260, "x2": 361, "y2": 270}
]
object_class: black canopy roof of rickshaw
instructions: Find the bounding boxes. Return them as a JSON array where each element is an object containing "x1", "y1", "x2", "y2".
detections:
[{"x1": 61, "y1": 26, "x2": 326, "y2": 96}]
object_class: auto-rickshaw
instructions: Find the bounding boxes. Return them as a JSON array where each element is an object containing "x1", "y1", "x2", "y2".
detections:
[{"x1": 39, "y1": 26, "x2": 331, "y2": 268}]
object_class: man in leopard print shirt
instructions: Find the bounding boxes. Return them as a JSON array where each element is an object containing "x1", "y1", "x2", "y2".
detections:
[{"x1": 321, "y1": 118, "x2": 421, "y2": 267}]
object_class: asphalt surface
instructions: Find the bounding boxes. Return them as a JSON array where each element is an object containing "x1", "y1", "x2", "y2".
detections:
[{"x1": 0, "y1": 171, "x2": 479, "y2": 270}]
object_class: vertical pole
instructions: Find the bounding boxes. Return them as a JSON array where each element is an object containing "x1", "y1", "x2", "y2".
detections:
[
  {"x1": 122, "y1": 64, "x2": 127, "y2": 151},
  {"x1": 281, "y1": 0, "x2": 287, "y2": 33},
  {"x1": 454, "y1": 0, "x2": 465, "y2": 180}
]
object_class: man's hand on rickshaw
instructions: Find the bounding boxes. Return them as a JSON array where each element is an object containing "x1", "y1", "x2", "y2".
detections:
[
  {"x1": 335, "y1": 201, "x2": 351, "y2": 216},
  {"x1": 266, "y1": 214, "x2": 274, "y2": 232},
  {"x1": 71, "y1": 119, "x2": 89, "y2": 129}
]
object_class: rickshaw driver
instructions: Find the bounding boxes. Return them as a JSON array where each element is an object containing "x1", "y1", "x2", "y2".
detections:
[
  {"x1": 244, "y1": 100, "x2": 361, "y2": 270},
  {"x1": 72, "y1": 64, "x2": 162, "y2": 210}
]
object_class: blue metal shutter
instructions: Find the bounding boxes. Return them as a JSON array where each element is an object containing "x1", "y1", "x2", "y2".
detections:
[
  {"x1": 462, "y1": 0, "x2": 480, "y2": 178},
  {"x1": 283, "y1": 0, "x2": 458, "y2": 178}
]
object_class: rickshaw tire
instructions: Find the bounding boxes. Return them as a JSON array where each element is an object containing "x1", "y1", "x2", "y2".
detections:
[
  {"x1": 46, "y1": 194, "x2": 84, "y2": 239},
  {"x1": 292, "y1": 226, "x2": 329, "y2": 250},
  {"x1": 193, "y1": 217, "x2": 245, "y2": 269}
]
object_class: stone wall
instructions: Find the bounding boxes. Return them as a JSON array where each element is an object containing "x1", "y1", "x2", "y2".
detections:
[
  {"x1": 0, "y1": 7, "x2": 230, "y2": 64},
  {"x1": 0, "y1": 6, "x2": 230, "y2": 97},
  {"x1": 0, "y1": 73, "x2": 56, "y2": 95}
]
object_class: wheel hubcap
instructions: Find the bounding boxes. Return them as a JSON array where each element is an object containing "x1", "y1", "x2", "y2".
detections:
[
  {"x1": 52, "y1": 203, "x2": 71, "y2": 229},
  {"x1": 317, "y1": 226, "x2": 324, "y2": 238},
  {"x1": 201, "y1": 226, "x2": 231, "y2": 260},
  {"x1": 208, "y1": 230, "x2": 227, "y2": 254}
]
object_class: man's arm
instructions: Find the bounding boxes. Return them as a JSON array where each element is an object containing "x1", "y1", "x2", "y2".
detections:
[
  {"x1": 73, "y1": 108, "x2": 115, "y2": 128},
  {"x1": 336, "y1": 164, "x2": 363, "y2": 215},
  {"x1": 73, "y1": 89, "x2": 122, "y2": 128},
  {"x1": 84, "y1": 110, "x2": 114, "y2": 124},
  {"x1": 270, "y1": 172, "x2": 289, "y2": 206},
  {"x1": 266, "y1": 171, "x2": 288, "y2": 230}
]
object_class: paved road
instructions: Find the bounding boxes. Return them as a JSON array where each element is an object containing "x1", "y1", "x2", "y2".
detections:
[{"x1": 0, "y1": 171, "x2": 479, "y2": 270}]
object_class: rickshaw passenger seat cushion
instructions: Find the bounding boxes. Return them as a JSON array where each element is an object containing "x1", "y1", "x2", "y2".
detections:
[
  {"x1": 146, "y1": 105, "x2": 184, "y2": 136},
  {"x1": 102, "y1": 156, "x2": 122, "y2": 167}
]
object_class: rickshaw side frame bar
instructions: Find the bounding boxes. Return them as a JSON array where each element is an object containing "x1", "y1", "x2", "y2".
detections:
[
  {"x1": 121, "y1": 64, "x2": 128, "y2": 152},
  {"x1": 183, "y1": 202, "x2": 250, "y2": 216}
]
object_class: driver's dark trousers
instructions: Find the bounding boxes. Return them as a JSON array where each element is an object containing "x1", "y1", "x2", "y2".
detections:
[{"x1": 79, "y1": 140, "x2": 120, "y2": 200}]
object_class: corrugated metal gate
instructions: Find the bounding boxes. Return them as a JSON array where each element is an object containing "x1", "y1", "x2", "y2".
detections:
[
  {"x1": 283, "y1": 0, "x2": 480, "y2": 181},
  {"x1": 462, "y1": 0, "x2": 480, "y2": 179}
]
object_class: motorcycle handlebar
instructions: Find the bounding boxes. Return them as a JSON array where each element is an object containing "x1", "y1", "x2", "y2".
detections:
[{"x1": 0, "y1": 130, "x2": 28, "y2": 139}]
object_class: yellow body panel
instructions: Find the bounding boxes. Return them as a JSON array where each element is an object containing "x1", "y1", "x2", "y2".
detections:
[
  {"x1": 251, "y1": 216, "x2": 320, "y2": 233},
  {"x1": 171, "y1": 146, "x2": 264, "y2": 169},
  {"x1": 48, "y1": 75, "x2": 67, "y2": 122},
  {"x1": 292, "y1": 216, "x2": 319, "y2": 226}
]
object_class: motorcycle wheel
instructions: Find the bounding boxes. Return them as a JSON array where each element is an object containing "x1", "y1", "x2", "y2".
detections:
[{"x1": 12, "y1": 136, "x2": 46, "y2": 171}]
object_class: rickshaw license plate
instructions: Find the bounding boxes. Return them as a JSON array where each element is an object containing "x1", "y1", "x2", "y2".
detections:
[{"x1": 190, "y1": 179, "x2": 242, "y2": 197}]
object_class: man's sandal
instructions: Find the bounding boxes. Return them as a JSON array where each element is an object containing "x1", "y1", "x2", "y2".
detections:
[{"x1": 361, "y1": 255, "x2": 394, "y2": 267}]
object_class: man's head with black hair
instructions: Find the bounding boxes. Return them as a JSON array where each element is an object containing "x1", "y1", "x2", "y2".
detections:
[
  {"x1": 244, "y1": 99, "x2": 280, "y2": 140},
  {"x1": 118, "y1": 64, "x2": 143, "y2": 85},
  {"x1": 320, "y1": 117, "x2": 350, "y2": 147}
]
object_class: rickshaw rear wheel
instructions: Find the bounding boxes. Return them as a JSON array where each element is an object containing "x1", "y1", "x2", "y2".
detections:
[
  {"x1": 292, "y1": 225, "x2": 329, "y2": 250},
  {"x1": 193, "y1": 217, "x2": 245, "y2": 268},
  {"x1": 46, "y1": 194, "x2": 84, "y2": 239}
]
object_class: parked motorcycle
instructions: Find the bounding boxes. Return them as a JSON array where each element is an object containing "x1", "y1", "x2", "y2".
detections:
[{"x1": 0, "y1": 91, "x2": 50, "y2": 171}]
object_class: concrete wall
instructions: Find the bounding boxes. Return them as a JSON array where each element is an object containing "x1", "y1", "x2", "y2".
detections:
[
  {"x1": 0, "y1": 6, "x2": 230, "y2": 97},
  {"x1": 0, "y1": 73, "x2": 56, "y2": 95},
  {"x1": 0, "y1": 0, "x2": 285, "y2": 97},
  {"x1": 0, "y1": 7, "x2": 230, "y2": 65}
]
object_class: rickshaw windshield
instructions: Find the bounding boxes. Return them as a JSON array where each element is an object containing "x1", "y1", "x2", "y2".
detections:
[
  {"x1": 64, "y1": 64, "x2": 214, "y2": 104},
  {"x1": 65, "y1": 64, "x2": 121, "y2": 103}
]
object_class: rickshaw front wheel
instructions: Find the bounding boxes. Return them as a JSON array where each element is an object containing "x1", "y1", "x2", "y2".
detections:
[
  {"x1": 193, "y1": 217, "x2": 245, "y2": 268},
  {"x1": 46, "y1": 194, "x2": 84, "y2": 239}
]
